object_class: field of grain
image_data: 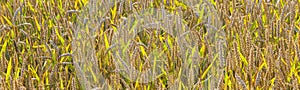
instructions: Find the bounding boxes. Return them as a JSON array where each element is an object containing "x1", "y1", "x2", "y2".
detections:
[{"x1": 0, "y1": 0, "x2": 300, "y2": 89}]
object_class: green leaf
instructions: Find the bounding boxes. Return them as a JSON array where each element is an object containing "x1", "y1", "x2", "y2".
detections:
[
  {"x1": 200, "y1": 43, "x2": 205, "y2": 58},
  {"x1": 239, "y1": 51, "x2": 248, "y2": 66},
  {"x1": 6, "y1": 58, "x2": 12, "y2": 85},
  {"x1": 34, "y1": 17, "x2": 41, "y2": 31},
  {"x1": 28, "y1": 65, "x2": 40, "y2": 82},
  {"x1": 1, "y1": 39, "x2": 8, "y2": 58},
  {"x1": 27, "y1": 1, "x2": 36, "y2": 13},
  {"x1": 236, "y1": 33, "x2": 248, "y2": 66},
  {"x1": 201, "y1": 54, "x2": 218, "y2": 79},
  {"x1": 270, "y1": 77, "x2": 276, "y2": 87},
  {"x1": 2, "y1": 15, "x2": 13, "y2": 26},
  {"x1": 55, "y1": 28, "x2": 65, "y2": 46},
  {"x1": 104, "y1": 34, "x2": 110, "y2": 49},
  {"x1": 259, "y1": 54, "x2": 268, "y2": 71}
]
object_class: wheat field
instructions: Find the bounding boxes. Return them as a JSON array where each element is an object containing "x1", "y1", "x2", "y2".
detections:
[{"x1": 0, "y1": 0, "x2": 300, "y2": 89}]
